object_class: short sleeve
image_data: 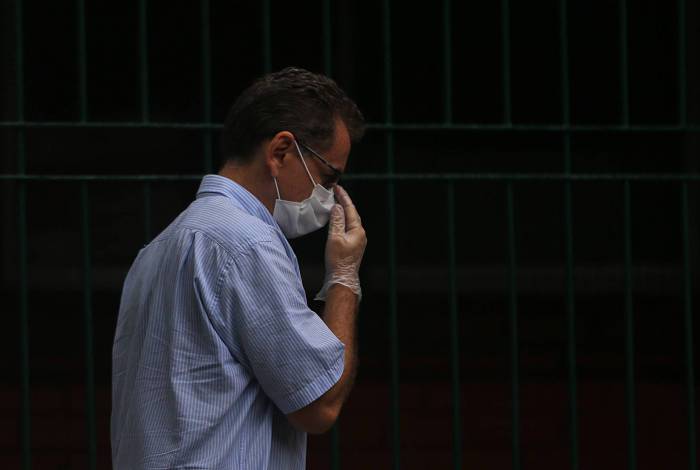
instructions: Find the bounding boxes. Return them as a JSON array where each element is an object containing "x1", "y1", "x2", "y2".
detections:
[{"x1": 222, "y1": 240, "x2": 345, "y2": 414}]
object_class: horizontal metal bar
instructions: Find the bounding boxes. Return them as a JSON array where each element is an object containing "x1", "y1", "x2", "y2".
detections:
[
  {"x1": 0, "y1": 121, "x2": 220, "y2": 130},
  {"x1": 2, "y1": 173, "x2": 700, "y2": 182},
  {"x1": 1, "y1": 174, "x2": 204, "y2": 181},
  {"x1": 2, "y1": 121, "x2": 700, "y2": 133},
  {"x1": 15, "y1": 264, "x2": 691, "y2": 295}
]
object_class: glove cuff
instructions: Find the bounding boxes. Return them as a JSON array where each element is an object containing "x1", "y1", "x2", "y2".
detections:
[{"x1": 314, "y1": 278, "x2": 362, "y2": 303}]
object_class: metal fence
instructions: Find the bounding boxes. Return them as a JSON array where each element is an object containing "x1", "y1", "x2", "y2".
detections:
[{"x1": 3, "y1": 0, "x2": 698, "y2": 469}]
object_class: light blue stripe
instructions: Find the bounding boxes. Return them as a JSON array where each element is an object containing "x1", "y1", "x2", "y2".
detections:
[{"x1": 111, "y1": 175, "x2": 345, "y2": 469}]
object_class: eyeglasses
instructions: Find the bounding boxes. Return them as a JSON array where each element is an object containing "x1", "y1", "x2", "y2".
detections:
[{"x1": 296, "y1": 140, "x2": 343, "y2": 182}]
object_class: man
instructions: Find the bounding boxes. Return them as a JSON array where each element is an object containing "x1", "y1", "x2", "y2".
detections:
[{"x1": 111, "y1": 67, "x2": 367, "y2": 469}]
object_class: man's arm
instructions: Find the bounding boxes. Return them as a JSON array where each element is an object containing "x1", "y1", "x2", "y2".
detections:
[
  {"x1": 287, "y1": 285, "x2": 358, "y2": 433},
  {"x1": 287, "y1": 186, "x2": 366, "y2": 434}
]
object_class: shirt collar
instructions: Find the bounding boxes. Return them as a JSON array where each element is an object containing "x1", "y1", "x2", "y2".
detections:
[{"x1": 196, "y1": 174, "x2": 279, "y2": 228}]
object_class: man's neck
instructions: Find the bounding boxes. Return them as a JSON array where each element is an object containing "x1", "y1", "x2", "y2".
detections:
[{"x1": 218, "y1": 162, "x2": 275, "y2": 214}]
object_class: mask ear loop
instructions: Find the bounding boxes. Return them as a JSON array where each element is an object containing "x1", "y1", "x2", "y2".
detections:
[
  {"x1": 273, "y1": 177, "x2": 282, "y2": 200},
  {"x1": 293, "y1": 140, "x2": 318, "y2": 187}
]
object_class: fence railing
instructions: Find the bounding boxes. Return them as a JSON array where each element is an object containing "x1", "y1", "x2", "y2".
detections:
[{"x1": 3, "y1": 172, "x2": 698, "y2": 470}]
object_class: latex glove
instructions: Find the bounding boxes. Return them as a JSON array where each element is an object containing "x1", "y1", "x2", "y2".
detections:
[{"x1": 315, "y1": 185, "x2": 367, "y2": 302}]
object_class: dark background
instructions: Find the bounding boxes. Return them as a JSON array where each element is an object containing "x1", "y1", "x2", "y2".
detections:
[{"x1": 2, "y1": 0, "x2": 700, "y2": 468}]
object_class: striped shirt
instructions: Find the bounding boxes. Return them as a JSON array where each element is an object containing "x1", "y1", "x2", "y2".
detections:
[{"x1": 111, "y1": 174, "x2": 345, "y2": 469}]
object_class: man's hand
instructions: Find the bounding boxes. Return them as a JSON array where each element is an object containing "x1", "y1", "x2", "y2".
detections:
[{"x1": 315, "y1": 185, "x2": 367, "y2": 301}]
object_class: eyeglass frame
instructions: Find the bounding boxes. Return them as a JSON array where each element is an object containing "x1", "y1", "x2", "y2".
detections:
[{"x1": 296, "y1": 139, "x2": 343, "y2": 183}]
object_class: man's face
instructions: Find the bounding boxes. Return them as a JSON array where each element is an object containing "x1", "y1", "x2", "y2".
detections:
[{"x1": 275, "y1": 119, "x2": 351, "y2": 202}]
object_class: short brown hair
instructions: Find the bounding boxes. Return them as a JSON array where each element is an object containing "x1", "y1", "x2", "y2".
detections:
[{"x1": 220, "y1": 67, "x2": 365, "y2": 164}]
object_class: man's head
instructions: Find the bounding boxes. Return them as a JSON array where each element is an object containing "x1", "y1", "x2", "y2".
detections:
[{"x1": 219, "y1": 67, "x2": 365, "y2": 216}]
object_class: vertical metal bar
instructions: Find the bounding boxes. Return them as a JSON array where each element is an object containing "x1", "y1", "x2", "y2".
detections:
[
  {"x1": 322, "y1": 0, "x2": 340, "y2": 467},
  {"x1": 15, "y1": 0, "x2": 31, "y2": 468},
  {"x1": 387, "y1": 131, "x2": 400, "y2": 470},
  {"x1": 560, "y1": 0, "x2": 579, "y2": 468},
  {"x1": 506, "y1": 183, "x2": 520, "y2": 470},
  {"x1": 559, "y1": 0, "x2": 570, "y2": 128},
  {"x1": 322, "y1": 0, "x2": 332, "y2": 76},
  {"x1": 447, "y1": 182, "x2": 462, "y2": 469},
  {"x1": 15, "y1": 0, "x2": 25, "y2": 126},
  {"x1": 77, "y1": 0, "x2": 88, "y2": 121},
  {"x1": 681, "y1": 183, "x2": 697, "y2": 470},
  {"x1": 18, "y1": 155, "x2": 30, "y2": 470},
  {"x1": 562, "y1": 131, "x2": 579, "y2": 470},
  {"x1": 563, "y1": 137, "x2": 579, "y2": 470},
  {"x1": 382, "y1": 0, "x2": 399, "y2": 468},
  {"x1": 201, "y1": 0, "x2": 213, "y2": 174},
  {"x1": 80, "y1": 183, "x2": 96, "y2": 470},
  {"x1": 262, "y1": 0, "x2": 271, "y2": 73},
  {"x1": 143, "y1": 182, "x2": 152, "y2": 243},
  {"x1": 623, "y1": 180, "x2": 637, "y2": 470},
  {"x1": 382, "y1": 0, "x2": 393, "y2": 127},
  {"x1": 330, "y1": 421, "x2": 340, "y2": 470},
  {"x1": 138, "y1": 0, "x2": 149, "y2": 122},
  {"x1": 442, "y1": 0, "x2": 452, "y2": 123},
  {"x1": 387, "y1": 135, "x2": 399, "y2": 470},
  {"x1": 619, "y1": 0, "x2": 629, "y2": 126},
  {"x1": 501, "y1": 0, "x2": 511, "y2": 125},
  {"x1": 18, "y1": 153, "x2": 30, "y2": 470},
  {"x1": 677, "y1": 0, "x2": 687, "y2": 126}
]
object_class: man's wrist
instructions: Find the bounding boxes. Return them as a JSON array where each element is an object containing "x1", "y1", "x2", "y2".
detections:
[
  {"x1": 314, "y1": 275, "x2": 362, "y2": 302},
  {"x1": 326, "y1": 283, "x2": 361, "y2": 307}
]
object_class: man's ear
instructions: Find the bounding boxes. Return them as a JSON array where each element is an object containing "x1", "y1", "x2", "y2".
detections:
[{"x1": 265, "y1": 131, "x2": 295, "y2": 178}]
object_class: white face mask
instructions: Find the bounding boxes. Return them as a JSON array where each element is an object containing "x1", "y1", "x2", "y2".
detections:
[{"x1": 272, "y1": 140, "x2": 335, "y2": 239}]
